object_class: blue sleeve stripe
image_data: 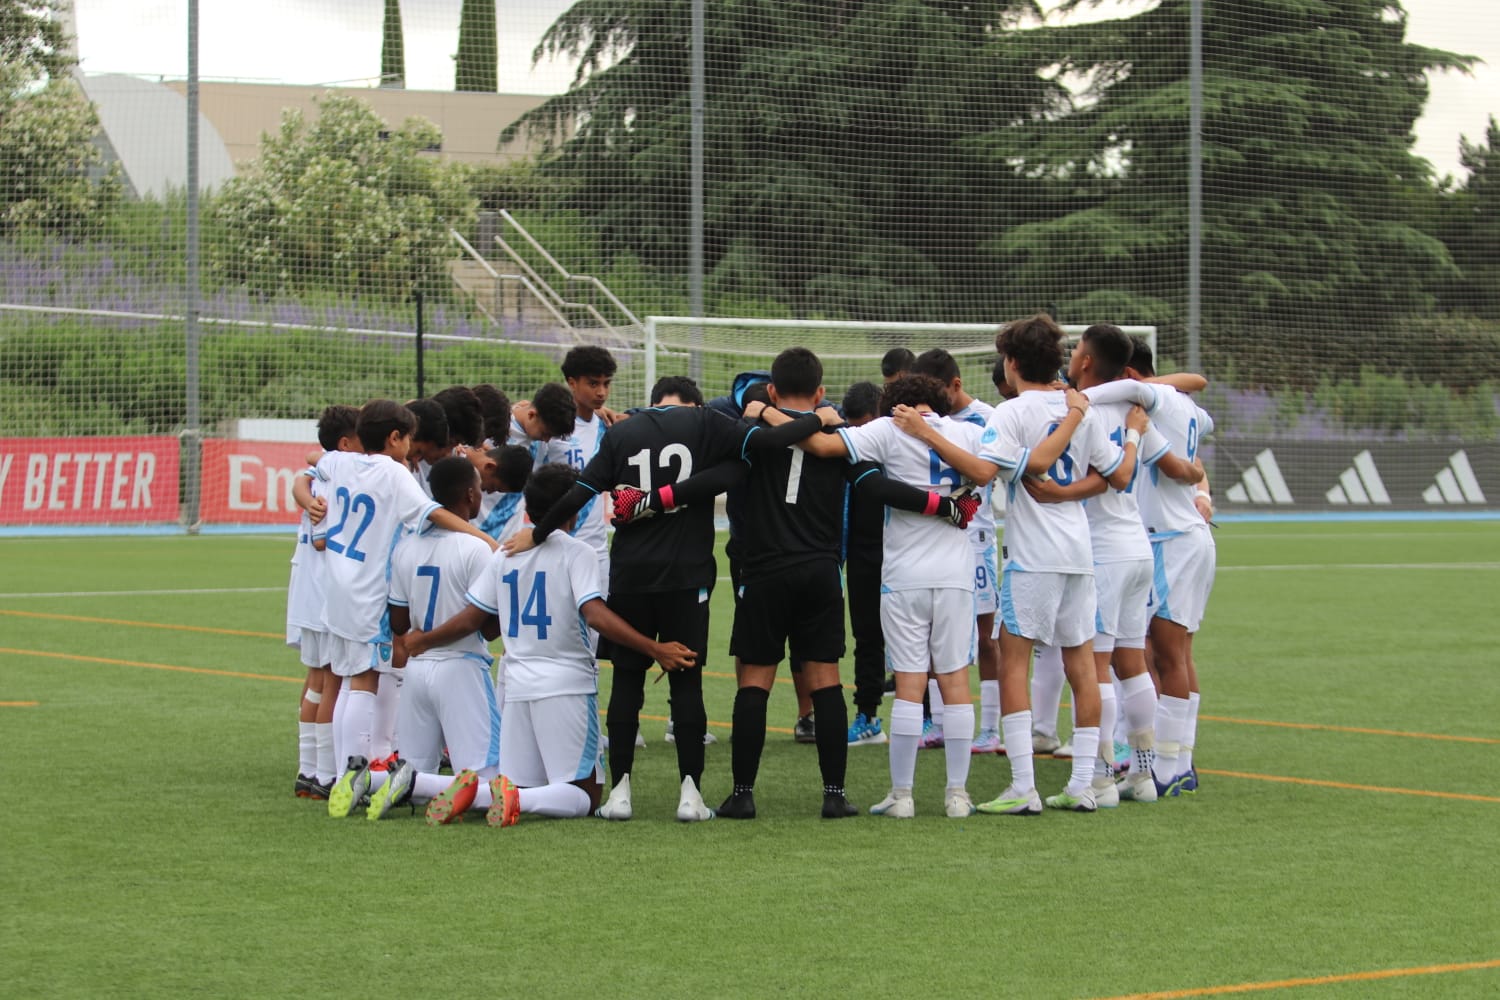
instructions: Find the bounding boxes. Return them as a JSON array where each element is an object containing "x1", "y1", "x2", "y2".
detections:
[
  {"x1": 575, "y1": 591, "x2": 603, "y2": 609},
  {"x1": 1143, "y1": 442, "x2": 1171, "y2": 466},
  {"x1": 1097, "y1": 451, "x2": 1123, "y2": 477},
  {"x1": 415, "y1": 501, "x2": 442, "y2": 534},
  {"x1": 466, "y1": 592, "x2": 498, "y2": 615},
  {"x1": 388, "y1": 598, "x2": 409, "y2": 608},
  {"x1": 837, "y1": 427, "x2": 857, "y2": 462},
  {"x1": 852, "y1": 467, "x2": 878, "y2": 486},
  {"x1": 740, "y1": 425, "x2": 757, "y2": 461}
]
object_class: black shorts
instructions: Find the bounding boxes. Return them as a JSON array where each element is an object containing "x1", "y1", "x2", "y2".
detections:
[
  {"x1": 606, "y1": 586, "x2": 713, "y2": 675},
  {"x1": 730, "y1": 559, "x2": 846, "y2": 666}
]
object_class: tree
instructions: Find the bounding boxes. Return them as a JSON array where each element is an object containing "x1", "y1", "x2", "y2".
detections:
[
  {"x1": 456, "y1": 0, "x2": 497, "y2": 92},
  {"x1": 0, "y1": 0, "x2": 70, "y2": 82},
  {"x1": 1435, "y1": 117, "x2": 1500, "y2": 319},
  {"x1": 210, "y1": 95, "x2": 476, "y2": 300},
  {"x1": 506, "y1": 0, "x2": 1066, "y2": 320},
  {"x1": 978, "y1": 0, "x2": 1473, "y2": 383},
  {"x1": 381, "y1": 0, "x2": 405, "y2": 88}
]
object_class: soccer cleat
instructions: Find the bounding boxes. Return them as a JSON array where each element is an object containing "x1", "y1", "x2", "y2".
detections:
[
  {"x1": 1045, "y1": 786, "x2": 1098, "y2": 812},
  {"x1": 1117, "y1": 771, "x2": 1158, "y2": 803},
  {"x1": 821, "y1": 791, "x2": 858, "y2": 819},
  {"x1": 295, "y1": 773, "x2": 317, "y2": 798},
  {"x1": 663, "y1": 720, "x2": 718, "y2": 745},
  {"x1": 1112, "y1": 741, "x2": 1132, "y2": 776},
  {"x1": 847, "y1": 712, "x2": 887, "y2": 746},
  {"x1": 977, "y1": 786, "x2": 1044, "y2": 816},
  {"x1": 367, "y1": 753, "x2": 400, "y2": 772},
  {"x1": 610, "y1": 485, "x2": 654, "y2": 525},
  {"x1": 943, "y1": 483, "x2": 983, "y2": 530},
  {"x1": 869, "y1": 788, "x2": 915, "y2": 819},
  {"x1": 794, "y1": 714, "x2": 817, "y2": 744},
  {"x1": 971, "y1": 727, "x2": 1003, "y2": 754},
  {"x1": 1177, "y1": 767, "x2": 1199, "y2": 794},
  {"x1": 717, "y1": 790, "x2": 757, "y2": 820},
  {"x1": 328, "y1": 756, "x2": 372, "y2": 818},
  {"x1": 919, "y1": 717, "x2": 945, "y2": 749},
  {"x1": 1155, "y1": 772, "x2": 1184, "y2": 799},
  {"x1": 945, "y1": 787, "x2": 976, "y2": 818},
  {"x1": 635, "y1": 729, "x2": 647, "y2": 747},
  {"x1": 1053, "y1": 740, "x2": 1075, "y2": 759},
  {"x1": 487, "y1": 775, "x2": 521, "y2": 828},
  {"x1": 425, "y1": 770, "x2": 479, "y2": 826},
  {"x1": 596, "y1": 774, "x2": 633, "y2": 821},
  {"x1": 676, "y1": 776, "x2": 715, "y2": 822},
  {"x1": 367, "y1": 757, "x2": 415, "y2": 821},
  {"x1": 1031, "y1": 730, "x2": 1061, "y2": 754},
  {"x1": 306, "y1": 778, "x2": 332, "y2": 801},
  {"x1": 1091, "y1": 773, "x2": 1120, "y2": 809}
]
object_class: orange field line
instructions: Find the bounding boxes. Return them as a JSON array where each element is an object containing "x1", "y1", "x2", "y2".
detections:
[
  {"x1": 1201, "y1": 768, "x2": 1500, "y2": 804},
  {"x1": 0, "y1": 647, "x2": 300, "y2": 685},
  {"x1": 1096, "y1": 957, "x2": 1500, "y2": 999},
  {"x1": 0, "y1": 609, "x2": 283, "y2": 640},
  {"x1": 1200, "y1": 713, "x2": 1500, "y2": 745},
  {"x1": 0, "y1": 700, "x2": 40, "y2": 706}
]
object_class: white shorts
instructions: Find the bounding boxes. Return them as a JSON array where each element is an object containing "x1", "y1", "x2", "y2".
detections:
[
  {"x1": 397, "y1": 654, "x2": 501, "y2": 777},
  {"x1": 1150, "y1": 529, "x2": 1216, "y2": 632},
  {"x1": 1000, "y1": 569, "x2": 1096, "y2": 649},
  {"x1": 1094, "y1": 558, "x2": 1154, "y2": 651},
  {"x1": 297, "y1": 627, "x2": 330, "y2": 670},
  {"x1": 327, "y1": 634, "x2": 395, "y2": 678},
  {"x1": 880, "y1": 588, "x2": 977, "y2": 675},
  {"x1": 972, "y1": 540, "x2": 999, "y2": 617},
  {"x1": 500, "y1": 693, "x2": 605, "y2": 788}
]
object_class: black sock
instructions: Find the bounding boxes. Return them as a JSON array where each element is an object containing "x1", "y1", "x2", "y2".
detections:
[
  {"x1": 730, "y1": 686, "x2": 769, "y2": 790},
  {"x1": 811, "y1": 684, "x2": 849, "y2": 790}
]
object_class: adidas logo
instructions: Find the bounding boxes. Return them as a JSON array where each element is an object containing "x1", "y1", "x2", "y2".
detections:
[
  {"x1": 1224, "y1": 449, "x2": 1294, "y2": 504},
  {"x1": 1423, "y1": 450, "x2": 1487, "y2": 504},
  {"x1": 1325, "y1": 450, "x2": 1390, "y2": 504}
]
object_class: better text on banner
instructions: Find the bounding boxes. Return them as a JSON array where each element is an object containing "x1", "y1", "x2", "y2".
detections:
[{"x1": 0, "y1": 437, "x2": 181, "y2": 525}]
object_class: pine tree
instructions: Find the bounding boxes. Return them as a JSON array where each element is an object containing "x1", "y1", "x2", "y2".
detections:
[
  {"x1": 456, "y1": 0, "x2": 498, "y2": 93},
  {"x1": 381, "y1": 0, "x2": 404, "y2": 88}
]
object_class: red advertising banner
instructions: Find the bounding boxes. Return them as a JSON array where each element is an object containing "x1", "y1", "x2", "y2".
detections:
[
  {"x1": 0, "y1": 437, "x2": 181, "y2": 524},
  {"x1": 200, "y1": 439, "x2": 316, "y2": 524}
]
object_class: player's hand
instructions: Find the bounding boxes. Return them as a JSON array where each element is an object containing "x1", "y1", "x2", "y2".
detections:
[
  {"x1": 1125, "y1": 404, "x2": 1148, "y2": 435},
  {"x1": 391, "y1": 637, "x2": 410, "y2": 671},
  {"x1": 653, "y1": 641, "x2": 698, "y2": 672},
  {"x1": 939, "y1": 485, "x2": 982, "y2": 529},
  {"x1": 1064, "y1": 387, "x2": 1090, "y2": 415},
  {"x1": 1195, "y1": 491, "x2": 1215, "y2": 522},
  {"x1": 404, "y1": 628, "x2": 430, "y2": 658},
  {"x1": 891, "y1": 404, "x2": 929, "y2": 439},
  {"x1": 501, "y1": 527, "x2": 537, "y2": 555},
  {"x1": 742, "y1": 400, "x2": 768, "y2": 422},
  {"x1": 1023, "y1": 475, "x2": 1071, "y2": 504},
  {"x1": 816, "y1": 405, "x2": 844, "y2": 428},
  {"x1": 305, "y1": 496, "x2": 327, "y2": 524},
  {"x1": 598, "y1": 406, "x2": 629, "y2": 426}
]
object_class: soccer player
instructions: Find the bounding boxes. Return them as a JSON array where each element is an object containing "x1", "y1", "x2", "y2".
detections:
[
  {"x1": 794, "y1": 373, "x2": 1077, "y2": 818},
  {"x1": 504, "y1": 375, "x2": 839, "y2": 822},
  {"x1": 404, "y1": 464, "x2": 698, "y2": 826},
  {"x1": 507, "y1": 382, "x2": 578, "y2": 464},
  {"x1": 881, "y1": 347, "x2": 915, "y2": 384},
  {"x1": 472, "y1": 383, "x2": 512, "y2": 449},
  {"x1": 544, "y1": 346, "x2": 617, "y2": 592},
  {"x1": 472, "y1": 444, "x2": 533, "y2": 540},
  {"x1": 313, "y1": 399, "x2": 499, "y2": 819},
  {"x1": 363, "y1": 456, "x2": 503, "y2": 821},
  {"x1": 288, "y1": 404, "x2": 359, "y2": 799},
  {"x1": 897, "y1": 315, "x2": 1133, "y2": 813},
  {"x1": 405, "y1": 398, "x2": 450, "y2": 497},
  {"x1": 840, "y1": 381, "x2": 891, "y2": 747},
  {"x1": 433, "y1": 385, "x2": 485, "y2": 449}
]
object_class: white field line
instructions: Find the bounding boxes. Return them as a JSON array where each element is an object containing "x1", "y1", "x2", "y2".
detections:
[
  {"x1": 0, "y1": 587, "x2": 285, "y2": 599},
  {"x1": 1218, "y1": 562, "x2": 1499, "y2": 572}
]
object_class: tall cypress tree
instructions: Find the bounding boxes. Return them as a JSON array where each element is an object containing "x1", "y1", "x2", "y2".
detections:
[
  {"x1": 456, "y1": 0, "x2": 498, "y2": 93},
  {"x1": 380, "y1": 0, "x2": 404, "y2": 88}
]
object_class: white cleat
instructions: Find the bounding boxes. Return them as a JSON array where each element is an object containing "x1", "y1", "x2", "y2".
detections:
[
  {"x1": 676, "y1": 775, "x2": 715, "y2": 822},
  {"x1": 869, "y1": 788, "x2": 915, "y2": 818},
  {"x1": 1117, "y1": 770, "x2": 1159, "y2": 804},
  {"x1": 596, "y1": 773, "x2": 634, "y2": 820},
  {"x1": 945, "y1": 787, "x2": 976, "y2": 818},
  {"x1": 1091, "y1": 773, "x2": 1120, "y2": 809},
  {"x1": 1044, "y1": 785, "x2": 1098, "y2": 812},
  {"x1": 664, "y1": 721, "x2": 717, "y2": 745},
  {"x1": 1032, "y1": 730, "x2": 1061, "y2": 754},
  {"x1": 1053, "y1": 740, "x2": 1075, "y2": 758}
]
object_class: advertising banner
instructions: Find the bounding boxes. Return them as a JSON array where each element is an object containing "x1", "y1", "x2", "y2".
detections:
[
  {"x1": 0, "y1": 436, "x2": 181, "y2": 525},
  {"x1": 1210, "y1": 441, "x2": 1499, "y2": 512},
  {"x1": 199, "y1": 439, "x2": 316, "y2": 525}
]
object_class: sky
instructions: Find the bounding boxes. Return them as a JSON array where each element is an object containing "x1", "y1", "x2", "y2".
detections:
[{"x1": 68, "y1": 0, "x2": 1498, "y2": 182}]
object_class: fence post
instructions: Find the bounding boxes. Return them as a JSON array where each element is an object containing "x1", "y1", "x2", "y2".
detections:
[{"x1": 414, "y1": 290, "x2": 426, "y2": 398}]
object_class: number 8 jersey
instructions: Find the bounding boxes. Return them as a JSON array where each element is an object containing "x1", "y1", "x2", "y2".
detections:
[{"x1": 981, "y1": 390, "x2": 1122, "y2": 575}]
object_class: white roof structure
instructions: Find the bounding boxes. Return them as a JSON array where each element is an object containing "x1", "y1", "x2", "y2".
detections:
[{"x1": 77, "y1": 73, "x2": 237, "y2": 198}]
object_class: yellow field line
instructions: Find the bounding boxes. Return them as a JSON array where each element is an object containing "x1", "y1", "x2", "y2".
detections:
[
  {"x1": 1200, "y1": 768, "x2": 1500, "y2": 804},
  {"x1": 0, "y1": 608, "x2": 284, "y2": 640},
  {"x1": 1096, "y1": 957, "x2": 1500, "y2": 999},
  {"x1": 0, "y1": 700, "x2": 40, "y2": 706},
  {"x1": 1199, "y1": 713, "x2": 1500, "y2": 746},
  {"x1": 0, "y1": 647, "x2": 300, "y2": 685}
]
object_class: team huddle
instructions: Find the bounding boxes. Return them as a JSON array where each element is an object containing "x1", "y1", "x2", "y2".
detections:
[{"x1": 284, "y1": 313, "x2": 1216, "y2": 825}]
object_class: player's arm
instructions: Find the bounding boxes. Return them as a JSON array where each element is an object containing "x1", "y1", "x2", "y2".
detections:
[
  {"x1": 387, "y1": 604, "x2": 413, "y2": 669},
  {"x1": 1149, "y1": 372, "x2": 1208, "y2": 393},
  {"x1": 846, "y1": 462, "x2": 970, "y2": 526},
  {"x1": 1155, "y1": 451, "x2": 1206, "y2": 485},
  {"x1": 505, "y1": 481, "x2": 595, "y2": 553},
  {"x1": 1099, "y1": 405, "x2": 1148, "y2": 492},
  {"x1": 1024, "y1": 470, "x2": 1109, "y2": 503},
  {"x1": 402, "y1": 603, "x2": 492, "y2": 659},
  {"x1": 741, "y1": 409, "x2": 827, "y2": 451},
  {"x1": 647, "y1": 458, "x2": 749, "y2": 514},
  {"x1": 1195, "y1": 470, "x2": 1215, "y2": 522},
  {"x1": 745, "y1": 403, "x2": 848, "y2": 458},
  {"x1": 580, "y1": 598, "x2": 697, "y2": 672},
  {"x1": 427, "y1": 507, "x2": 500, "y2": 552},
  {"x1": 292, "y1": 469, "x2": 326, "y2": 525}
]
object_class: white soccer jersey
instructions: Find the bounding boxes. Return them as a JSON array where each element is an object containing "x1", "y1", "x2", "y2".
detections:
[
  {"x1": 312, "y1": 451, "x2": 440, "y2": 642},
  {"x1": 1091, "y1": 383, "x2": 1215, "y2": 538},
  {"x1": 507, "y1": 416, "x2": 547, "y2": 466},
  {"x1": 412, "y1": 459, "x2": 434, "y2": 498},
  {"x1": 981, "y1": 391, "x2": 1122, "y2": 574},
  {"x1": 476, "y1": 490, "x2": 526, "y2": 541},
  {"x1": 950, "y1": 399, "x2": 998, "y2": 550},
  {"x1": 388, "y1": 527, "x2": 494, "y2": 663},
  {"x1": 465, "y1": 531, "x2": 602, "y2": 702},
  {"x1": 285, "y1": 475, "x2": 327, "y2": 636},
  {"x1": 837, "y1": 413, "x2": 981, "y2": 592},
  {"x1": 1080, "y1": 397, "x2": 1168, "y2": 564},
  {"x1": 544, "y1": 411, "x2": 609, "y2": 556}
]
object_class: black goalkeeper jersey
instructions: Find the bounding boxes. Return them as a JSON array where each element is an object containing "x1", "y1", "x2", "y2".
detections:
[{"x1": 740, "y1": 426, "x2": 849, "y2": 581}]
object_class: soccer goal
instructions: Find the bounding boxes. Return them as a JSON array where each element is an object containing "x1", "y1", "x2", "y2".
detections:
[{"x1": 638, "y1": 317, "x2": 1157, "y2": 408}]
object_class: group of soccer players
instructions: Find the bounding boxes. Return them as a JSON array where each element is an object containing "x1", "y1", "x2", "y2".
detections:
[{"x1": 283, "y1": 314, "x2": 1217, "y2": 825}]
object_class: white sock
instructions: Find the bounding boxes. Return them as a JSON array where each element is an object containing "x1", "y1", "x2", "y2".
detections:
[
  {"x1": 1119, "y1": 672, "x2": 1157, "y2": 749},
  {"x1": 942, "y1": 703, "x2": 974, "y2": 789},
  {"x1": 372, "y1": 674, "x2": 400, "y2": 759},
  {"x1": 338, "y1": 689, "x2": 376, "y2": 770},
  {"x1": 519, "y1": 783, "x2": 591, "y2": 818},
  {"x1": 366, "y1": 770, "x2": 389, "y2": 793},
  {"x1": 297, "y1": 722, "x2": 316, "y2": 776},
  {"x1": 1182, "y1": 691, "x2": 1201, "y2": 771},
  {"x1": 472, "y1": 783, "x2": 494, "y2": 811},
  {"x1": 314, "y1": 723, "x2": 335, "y2": 784},
  {"x1": 1095, "y1": 685, "x2": 1118, "y2": 779},
  {"x1": 331, "y1": 682, "x2": 348, "y2": 772},
  {"x1": 979, "y1": 679, "x2": 1000, "y2": 732},
  {"x1": 1153, "y1": 695, "x2": 1189, "y2": 782},
  {"x1": 1001, "y1": 711, "x2": 1034, "y2": 793},
  {"x1": 1066, "y1": 727, "x2": 1100, "y2": 795},
  {"x1": 1030, "y1": 645, "x2": 1065, "y2": 738},
  {"x1": 889, "y1": 698, "x2": 923, "y2": 790},
  {"x1": 412, "y1": 772, "x2": 453, "y2": 802},
  {"x1": 926, "y1": 680, "x2": 946, "y2": 734},
  {"x1": 1111, "y1": 671, "x2": 1129, "y2": 744}
]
